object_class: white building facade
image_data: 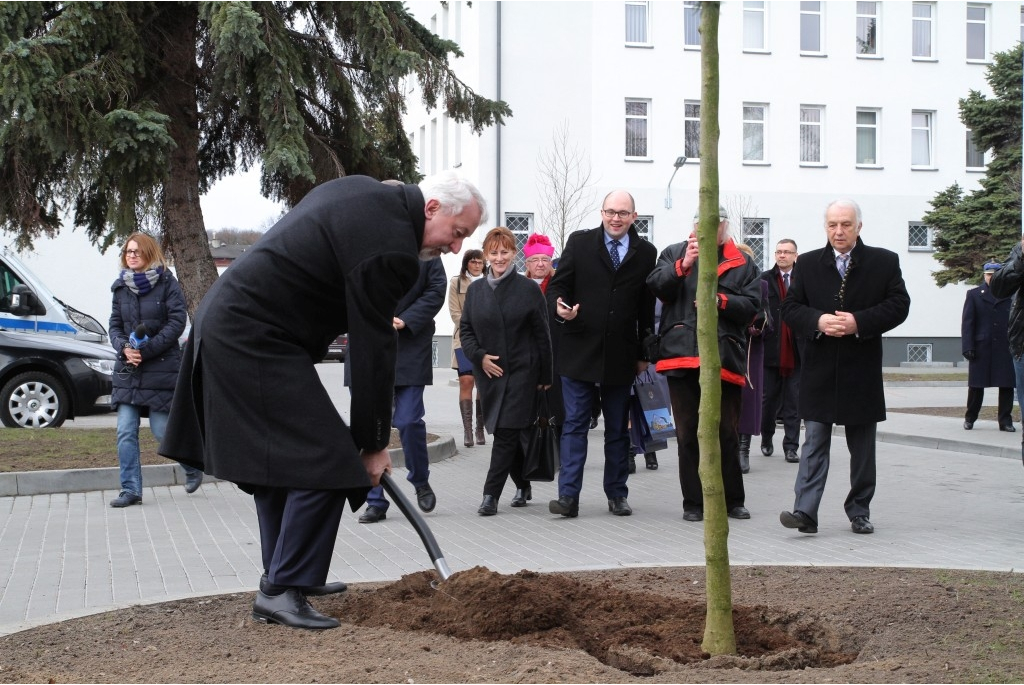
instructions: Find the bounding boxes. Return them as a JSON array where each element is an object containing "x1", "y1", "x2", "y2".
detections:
[{"x1": 406, "y1": 0, "x2": 1024, "y2": 365}]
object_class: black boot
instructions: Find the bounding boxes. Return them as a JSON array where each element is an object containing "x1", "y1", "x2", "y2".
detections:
[
  {"x1": 510, "y1": 486, "x2": 532, "y2": 507},
  {"x1": 477, "y1": 494, "x2": 498, "y2": 516},
  {"x1": 475, "y1": 399, "x2": 486, "y2": 445},
  {"x1": 738, "y1": 434, "x2": 751, "y2": 474}
]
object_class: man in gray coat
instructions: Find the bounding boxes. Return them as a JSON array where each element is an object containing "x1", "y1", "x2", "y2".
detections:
[{"x1": 161, "y1": 172, "x2": 485, "y2": 630}]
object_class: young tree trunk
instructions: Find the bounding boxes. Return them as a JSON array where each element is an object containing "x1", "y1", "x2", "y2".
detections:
[{"x1": 695, "y1": 1, "x2": 736, "y2": 657}]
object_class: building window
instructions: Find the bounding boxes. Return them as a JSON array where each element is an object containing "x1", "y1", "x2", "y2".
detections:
[
  {"x1": 743, "y1": 1, "x2": 767, "y2": 51},
  {"x1": 966, "y1": 129, "x2": 986, "y2": 169},
  {"x1": 800, "y1": 1, "x2": 823, "y2": 54},
  {"x1": 856, "y1": 109, "x2": 880, "y2": 166},
  {"x1": 966, "y1": 4, "x2": 989, "y2": 61},
  {"x1": 633, "y1": 216, "x2": 653, "y2": 241},
  {"x1": 742, "y1": 104, "x2": 767, "y2": 162},
  {"x1": 908, "y1": 221, "x2": 935, "y2": 251},
  {"x1": 625, "y1": 1, "x2": 650, "y2": 45},
  {"x1": 742, "y1": 218, "x2": 768, "y2": 268},
  {"x1": 912, "y1": 3, "x2": 935, "y2": 59},
  {"x1": 911, "y1": 110, "x2": 934, "y2": 168},
  {"x1": 418, "y1": 125, "x2": 426, "y2": 174},
  {"x1": 800, "y1": 105, "x2": 824, "y2": 164},
  {"x1": 429, "y1": 118, "x2": 437, "y2": 174},
  {"x1": 856, "y1": 2, "x2": 879, "y2": 56},
  {"x1": 684, "y1": 101, "x2": 701, "y2": 160},
  {"x1": 684, "y1": 1, "x2": 701, "y2": 48},
  {"x1": 1020, "y1": 3, "x2": 1023, "y2": 43},
  {"x1": 505, "y1": 213, "x2": 533, "y2": 272},
  {"x1": 625, "y1": 99, "x2": 650, "y2": 158},
  {"x1": 907, "y1": 343, "x2": 932, "y2": 363}
]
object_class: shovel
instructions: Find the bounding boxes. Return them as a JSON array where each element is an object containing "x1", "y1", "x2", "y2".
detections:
[{"x1": 380, "y1": 472, "x2": 452, "y2": 582}]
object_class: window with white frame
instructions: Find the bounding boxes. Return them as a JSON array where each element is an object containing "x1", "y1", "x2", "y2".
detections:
[
  {"x1": 911, "y1": 110, "x2": 934, "y2": 167},
  {"x1": 684, "y1": 1, "x2": 701, "y2": 48},
  {"x1": 625, "y1": 99, "x2": 650, "y2": 158},
  {"x1": 907, "y1": 343, "x2": 932, "y2": 363},
  {"x1": 800, "y1": 105, "x2": 824, "y2": 164},
  {"x1": 912, "y1": 3, "x2": 936, "y2": 59},
  {"x1": 684, "y1": 101, "x2": 701, "y2": 159},
  {"x1": 742, "y1": 218, "x2": 768, "y2": 268},
  {"x1": 908, "y1": 221, "x2": 935, "y2": 251},
  {"x1": 633, "y1": 216, "x2": 653, "y2": 242},
  {"x1": 625, "y1": 1, "x2": 650, "y2": 45},
  {"x1": 742, "y1": 104, "x2": 767, "y2": 162},
  {"x1": 966, "y1": 129, "x2": 986, "y2": 169},
  {"x1": 743, "y1": 1, "x2": 767, "y2": 51},
  {"x1": 505, "y1": 213, "x2": 533, "y2": 272},
  {"x1": 429, "y1": 118, "x2": 437, "y2": 174},
  {"x1": 800, "y1": 1, "x2": 823, "y2": 54},
  {"x1": 856, "y1": 109, "x2": 880, "y2": 166},
  {"x1": 418, "y1": 125, "x2": 426, "y2": 173},
  {"x1": 856, "y1": 2, "x2": 879, "y2": 56},
  {"x1": 966, "y1": 4, "x2": 989, "y2": 61}
]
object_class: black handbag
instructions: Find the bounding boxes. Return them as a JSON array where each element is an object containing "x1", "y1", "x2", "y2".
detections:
[{"x1": 522, "y1": 390, "x2": 560, "y2": 482}]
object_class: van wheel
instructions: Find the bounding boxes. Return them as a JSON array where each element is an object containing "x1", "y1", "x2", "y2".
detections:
[{"x1": 0, "y1": 371, "x2": 69, "y2": 428}]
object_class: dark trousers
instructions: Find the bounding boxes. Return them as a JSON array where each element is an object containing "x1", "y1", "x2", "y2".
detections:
[
  {"x1": 366, "y1": 384, "x2": 428, "y2": 511},
  {"x1": 252, "y1": 486, "x2": 346, "y2": 587},
  {"x1": 558, "y1": 376, "x2": 631, "y2": 499},
  {"x1": 483, "y1": 427, "x2": 529, "y2": 498},
  {"x1": 667, "y1": 372, "x2": 746, "y2": 513},
  {"x1": 761, "y1": 365, "x2": 801, "y2": 452},
  {"x1": 792, "y1": 421, "x2": 876, "y2": 524},
  {"x1": 964, "y1": 386, "x2": 1014, "y2": 425}
]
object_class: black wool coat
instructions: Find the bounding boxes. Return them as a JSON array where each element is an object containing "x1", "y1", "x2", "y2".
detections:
[
  {"x1": 781, "y1": 238, "x2": 910, "y2": 425},
  {"x1": 459, "y1": 271, "x2": 553, "y2": 431},
  {"x1": 962, "y1": 284, "x2": 1015, "y2": 389},
  {"x1": 760, "y1": 265, "x2": 803, "y2": 369},
  {"x1": 160, "y1": 176, "x2": 425, "y2": 503},
  {"x1": 545, "y1": 225, "x2": 657, "y2": 385},
  {"x1": 109, "y1": 269, "x2": 187, "y2": 413}
]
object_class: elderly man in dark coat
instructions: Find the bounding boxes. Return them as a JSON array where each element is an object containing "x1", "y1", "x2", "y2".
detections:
[
  {"x1": 160, "y1": 172, "x2": 485, "y2": 630},
  {"x1": 962, "y1": 262, "x2": 1016, "y2": 432},
  {"x1": 779, "y1": 199, "x2": 910, "y2": 537}
]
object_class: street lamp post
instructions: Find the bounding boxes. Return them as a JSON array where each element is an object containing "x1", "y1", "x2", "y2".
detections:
[{"x1": 664, "y1": 156, "x2": 687, "y2": 209}]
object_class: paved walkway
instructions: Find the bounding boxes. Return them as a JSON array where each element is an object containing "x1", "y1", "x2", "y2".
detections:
[{"x1": 1, "y1": 367, "x2": 1022, "y2": 636}]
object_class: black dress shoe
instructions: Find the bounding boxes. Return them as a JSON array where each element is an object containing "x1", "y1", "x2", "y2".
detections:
[
  {"x1": 358, "y1": 505, "x2": 387, "y2": 523},
  {"x1": 608, "y1": 497, "x2": 632, "y2": 516},
  {"x1": 682, "y1": 510, "x2": 703, "y2": 522},
  {"x1": 850, "y1": 515, "x2": 874, "y2": 534},
  {"x1": 779, "y1": 510, "x2": 817, "y2": 534},
  {"x1": 252, "y1": 589, "x2": 339, "y2": 630},
  {"x1": 260, "y1": 573, "x2": 347, "y2": 596},
  {"x1": 727, "y1": 506, "x2": 750, "y2": 519},
  {"x1": 760, "y1": 439, "x2": 774, "y2": 457},
  {"x1": 1000, "y1": 423, "x2": 1016, "y2": 432},
  {"x1": 415, "y1": 483, "x2": 436, "y2": 513},
  {"x1": 784, "y1": 450, "x2": 800, "y2": 463},
  {"x1": 964, "y1": 420, "x2": 974, "y2": 430},
  {"x1": 548, "y1": 496, "x2": 579, "y2": 518},
  {"x1": 510, "y1": 487, "x2": 531, "y2": 507},
  {"x1": 184, "y1": 471, "x2": 204, "y2": 494},
  {"x1": 644, "y1": 452, "x2": 658, "y2": 470},
  {"x1": 477, "y1": 495, "x2": 498, "y2": 516},
  {"x1": 109, "y1": 491, "x2": 142, "y2": 508}
]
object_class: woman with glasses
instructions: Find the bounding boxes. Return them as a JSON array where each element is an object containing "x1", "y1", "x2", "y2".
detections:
[
  {"x1": 108, "y1": 233, "x2": 202, "y2": 507},
  {"x1": 448, "y1": 248, "x2": 486, "y2": 447}
]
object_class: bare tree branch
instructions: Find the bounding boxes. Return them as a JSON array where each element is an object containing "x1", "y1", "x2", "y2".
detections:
[{"x1": 535, "y1": 120, "x2": 597, "y2": 252}]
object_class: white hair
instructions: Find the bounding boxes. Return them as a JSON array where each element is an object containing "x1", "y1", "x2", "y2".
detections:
[
  {"x1": 825, "y1": 198, "x2": 863, "y2": 224},
  {"x1": 419, "y1": 171, "x2": 489, "y2": 225}
]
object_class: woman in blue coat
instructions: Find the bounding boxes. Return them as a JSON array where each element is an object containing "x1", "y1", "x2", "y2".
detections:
[
  {"x1": 108, "y1": 233, "x2": 201, "y2": 507},
  {"x1": 962, "y1": 262, "x2": 1016, "y2": 431}
]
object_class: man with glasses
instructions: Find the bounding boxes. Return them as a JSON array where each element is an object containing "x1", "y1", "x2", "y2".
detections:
[
  {"x1": 545, "y1": 190, "x2": 657, "y2": 518},
  {"x1": 761, "y1": 239, "x2": 802, "y2": 463}
]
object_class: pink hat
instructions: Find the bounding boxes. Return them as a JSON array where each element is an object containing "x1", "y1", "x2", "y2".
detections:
[{"x1": 522, "y1": 233, "x2": 554, "y2": 258}]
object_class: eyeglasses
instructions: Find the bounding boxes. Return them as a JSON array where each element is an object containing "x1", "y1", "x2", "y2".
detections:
[
  {"x1": 601, "y1": 209, "x2": 633, "y2": 219},
  {"x1": 468, "y1": 259, "x2": 484, "y2": 264},
  {"x1": 526, "y1": 256, "x2": 552, "y2": 264},
  {"x1": 124, "y1": 249, "x2": 141, "y2": 256},
  {"x1": 775, "y1": 250, "x2": 796, "y2": 255}
]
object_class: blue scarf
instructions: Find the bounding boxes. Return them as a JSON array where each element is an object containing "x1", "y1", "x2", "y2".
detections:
[{"x1": 121, "y1": 266, "x2": 163, "y2": 295}]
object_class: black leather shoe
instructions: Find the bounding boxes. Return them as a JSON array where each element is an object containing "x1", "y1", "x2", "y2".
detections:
[
  {"x1": 851, "y1": 515, "x2": 874, "y2": 534},
  {"x1": 780, "y1": 510, "x2": 817, "y2": 534},
  {"x1": 682, "y1": 510, "x2": 703, "y2": 522},
  {"x1": 109, "y1": 491, "x2": 142, "y2": 508},
  {"x1": 964, "y1": 420, "x2": 974, "y2": 430},
  {"x1": 477, "y1": 495, "x2": 498, "y2": 516},
  {"x1": 358, "y1": 506, "x2": 387, "y2": 523},
  {"x1": 415, "y1": 483, "x2": 436, "y2": 513},
  {"x1": 727, "y1": 506, "x2": 750, "y2": 519},
  {"x1": 260, "y1": 573, "x2": 347, "y2": 596},
  {"x1": 252, "y1": 589, "x2": 339, "y2": 630},
  {"x1": 1000, "y1": 423, "x2": 1016, "y2": 432},
  {"x1": 760, "y1": 439, "x2": 774, "y2": 456},
  {"x1": 510, "y1": 487, "x2": 531, "y2": 507},
  {"x1": 784, "y1": 450, "x2": 800, "y2": 463},
  {"x1": 184, "y1": 471, "x2": 204, "y2": 494},
  {"x1": 644, "y1": 452, "x2": 658, "y2": 470},
  {"x1": 549, "y1": 496, "x2": 579, "y2": 518},
  {"x1": 627, "y1": 455, "x2": 636, "y2": 474},
  {"x1": 608, "y1": 497, "x2": 632, "y2": 516}
]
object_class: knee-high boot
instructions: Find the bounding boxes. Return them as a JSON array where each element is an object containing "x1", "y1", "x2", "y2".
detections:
[
  {"x1": 459, "y1": 399, "x2": 474, "y2": 447},
  {"x1": 475, "y1": 399, "x2": 486, "y2": 445},
  {"x1": 738, "y1": 434, "x2": 751, "y2": 474}
]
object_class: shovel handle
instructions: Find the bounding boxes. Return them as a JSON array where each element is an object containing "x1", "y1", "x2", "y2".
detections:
[{"x1": 380, "y1": 473, "x2": 452, "y2": 581}]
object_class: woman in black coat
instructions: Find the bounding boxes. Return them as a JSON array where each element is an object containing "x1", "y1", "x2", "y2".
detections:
[
  {"x1": 460, "y1": 227, "x2": 553, "y2": 515},
  {"x1": 962, "y1": 263, "x2": 1016, "y2": 431},
  {"x1": 108, "y1": 233, "x2": 199, "y2": 507}
]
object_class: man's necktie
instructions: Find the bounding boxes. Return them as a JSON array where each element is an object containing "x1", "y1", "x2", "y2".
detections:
[
  {"x1": 609, "y1": 239, "x2": 622, "y2": 270},
  {"x1": 782, "y1": 272, "x2": 790, "y2": 295},
  {"x1": 837, "y1": 253, "x2": 849, "y2": 278}
]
